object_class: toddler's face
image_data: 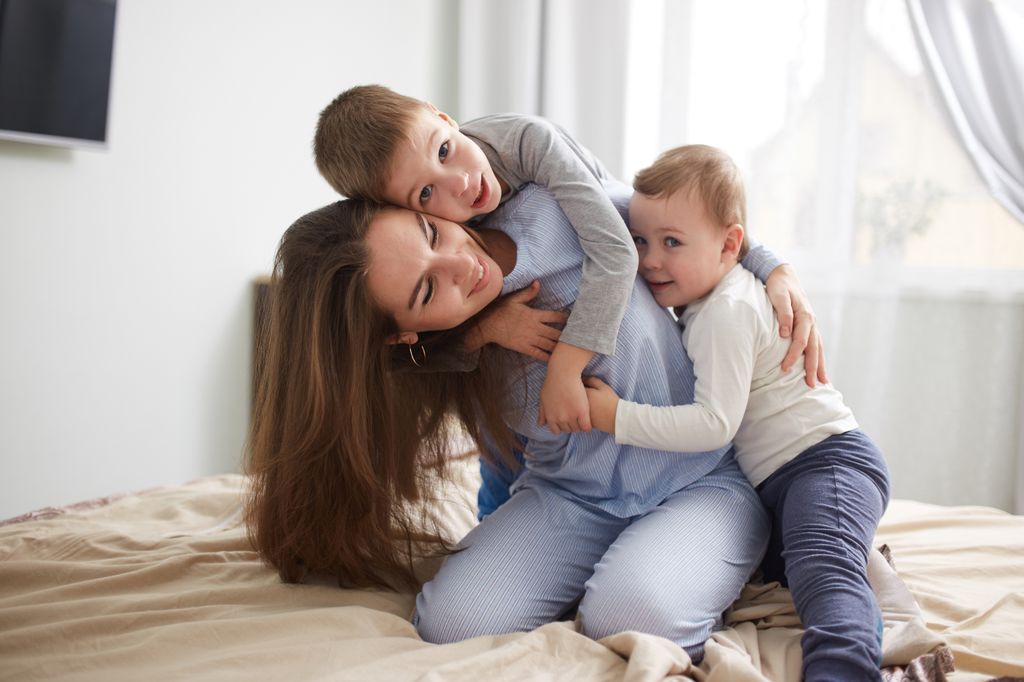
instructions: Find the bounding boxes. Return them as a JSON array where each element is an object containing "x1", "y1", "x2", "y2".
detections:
[
  {"x1": 628, "y1": 190, "x2": 732, "y2": 308},
  {"x1": 382, "y1": 106, "x2": 503, "y2": 223}
]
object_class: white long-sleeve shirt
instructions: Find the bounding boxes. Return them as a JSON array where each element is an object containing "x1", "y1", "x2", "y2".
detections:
[{"x1": 614, "y1": 263, "x2": 858, "y2": 487}]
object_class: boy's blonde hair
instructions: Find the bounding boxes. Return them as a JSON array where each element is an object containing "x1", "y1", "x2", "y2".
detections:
[
  {"x1": 633, "y1": 144, "x2": 749, "y2": 259},
  {"x1": 314, "y1": 84, "x2": 429, "y2": 201}
]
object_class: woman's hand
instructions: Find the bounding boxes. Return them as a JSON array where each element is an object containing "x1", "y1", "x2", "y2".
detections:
[
  {"x1": 582, "y1": 377, "x2": 619, "y2": 435},
  {"x1": 765, "y1": 264, "x2": 828, "y2": 387},
  {"x1": 465, "y1": 281, "x2": 568, "y2": 362}
]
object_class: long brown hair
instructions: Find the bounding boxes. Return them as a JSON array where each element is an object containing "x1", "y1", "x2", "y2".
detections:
[{"x1": 246, "y1": 200, "x2": 517, "y2": 590}]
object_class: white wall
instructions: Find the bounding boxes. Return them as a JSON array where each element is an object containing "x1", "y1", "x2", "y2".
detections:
[{"x1": 0, "y1": 0, "x2": 457, "y2": 519}]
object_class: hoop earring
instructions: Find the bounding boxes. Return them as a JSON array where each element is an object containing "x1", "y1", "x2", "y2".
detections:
[{"x1": 408, "y1": 344, "x2": 427, "y2": 367}]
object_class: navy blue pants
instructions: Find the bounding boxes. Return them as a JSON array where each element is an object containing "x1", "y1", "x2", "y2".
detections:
[
  {"x1": 757, "y1": 429, "x2": 891, "y2": 682},
  {"x1": 477, "y1": 443, "x2": 525, "y2": 521}
]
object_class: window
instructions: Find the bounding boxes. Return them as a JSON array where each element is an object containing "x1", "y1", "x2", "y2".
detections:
[{"x1": 625, "y1": 0, "x2": 1024, "y2": 296}]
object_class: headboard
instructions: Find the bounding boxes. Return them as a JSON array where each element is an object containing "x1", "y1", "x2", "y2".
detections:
[{"x1": 252, "y1": 276, "x2": 271, "y2": 414}]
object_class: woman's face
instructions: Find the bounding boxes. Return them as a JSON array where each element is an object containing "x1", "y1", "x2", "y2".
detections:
[{"x1": 365, "y1": 207, "x2": 504, "y2": 334}]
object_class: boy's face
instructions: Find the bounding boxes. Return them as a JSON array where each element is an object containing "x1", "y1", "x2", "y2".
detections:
[
  {"x1": 628, "y1": 189, "x2": 733, "y2": 308},
  {"x1": 382, "y1": 106, "x2": 503, "y2": 223}
]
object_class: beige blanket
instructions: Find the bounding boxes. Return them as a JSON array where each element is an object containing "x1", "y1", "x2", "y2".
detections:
[{"x1": 1, "y1": 472, "x2": 1021, "y2": 682}]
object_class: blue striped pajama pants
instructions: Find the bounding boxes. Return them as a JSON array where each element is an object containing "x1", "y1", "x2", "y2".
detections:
[{"x1": 415, "y1": 455, "x2": 769, "y2": 660}]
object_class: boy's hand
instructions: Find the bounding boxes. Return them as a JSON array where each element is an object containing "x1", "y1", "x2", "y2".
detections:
[
  {"x1": 582, "y1": 377, "x2": 619, "y2": 435},
  {"x1": 765, "y1": 264, "x2": 828, "y2": 387},
  {"x1": 465, "y1": 281, "x2": 568, "y2": 362},
  {"x1": 538, "y1": 342, "x2": 595, "y2": 433}
]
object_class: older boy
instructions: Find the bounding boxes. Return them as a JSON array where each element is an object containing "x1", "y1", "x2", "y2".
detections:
[
  {"x1": 315, "y1": 84, "x2": 637, "y2": 435},
  {"x1": 585, "y1": 145, "x2": 891, "y2": 682}
]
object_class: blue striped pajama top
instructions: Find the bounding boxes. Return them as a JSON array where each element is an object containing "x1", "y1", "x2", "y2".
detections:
[{"x1": 481, "y1": 182, "x2": 778, "y2": 517}]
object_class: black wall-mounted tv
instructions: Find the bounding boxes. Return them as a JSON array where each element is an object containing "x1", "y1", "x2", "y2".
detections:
[{"x1": 0, "y1": 0, "x2": 117, "y2": 149}]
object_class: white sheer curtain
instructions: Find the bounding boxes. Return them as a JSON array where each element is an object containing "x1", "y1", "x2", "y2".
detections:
[
  {"x1": 905, "y1": 0, "x2": 1024, "y2": 513},
  {"x1": 454, "y1": 0, "x2": 633, "y2": 173},
  {"x1": 451, "y1": 0, "x2": 1024, "y2": 513},
  {"x1": 906, "y1": 0, "x2": 1024, "y2": 224}
]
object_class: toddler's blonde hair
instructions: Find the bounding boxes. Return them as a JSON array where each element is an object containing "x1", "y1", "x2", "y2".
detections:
[{"x1": 634, "y1": 144, "x2": 749, "y2": 259}]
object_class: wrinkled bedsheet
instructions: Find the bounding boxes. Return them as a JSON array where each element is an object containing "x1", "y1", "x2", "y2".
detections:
[{"x1": 1, "y1": 467, "x2": 1021, "y2": 682}]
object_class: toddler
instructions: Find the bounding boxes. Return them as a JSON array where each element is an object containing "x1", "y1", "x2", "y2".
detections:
[{"x1": 585, "y1": 145, "x2": 891, "y2": 682}]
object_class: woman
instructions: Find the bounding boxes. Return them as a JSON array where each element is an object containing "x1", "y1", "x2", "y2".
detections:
[{"x1": 247, "y1": 180, "x2": 819, "y2": 658}]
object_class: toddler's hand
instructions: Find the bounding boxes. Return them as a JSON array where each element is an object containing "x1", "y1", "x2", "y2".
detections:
[
  {"x1": 470, "y1": 281, "x2": 568, "y2": 362},
  {"x1": 765, "y1": 264, "x2": 828, "y2": 387},
  {"x1": 583, "y1": 377, "x2": 619, "y2": 435}
]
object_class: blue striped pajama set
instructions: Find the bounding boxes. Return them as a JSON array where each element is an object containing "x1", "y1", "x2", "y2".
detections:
[{"x1": 414, "y1": 183, "x2": 776, "y2": 659}]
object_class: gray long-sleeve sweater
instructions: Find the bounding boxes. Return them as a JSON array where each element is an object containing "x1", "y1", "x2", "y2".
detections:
[{"x1": 463, "y1": 114, "x2": 637, "y2": 357}]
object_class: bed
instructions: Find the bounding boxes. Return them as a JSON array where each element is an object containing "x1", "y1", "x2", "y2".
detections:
[{"x1": 1, "y1": 454, "x2": 1022, "y2": 682}]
